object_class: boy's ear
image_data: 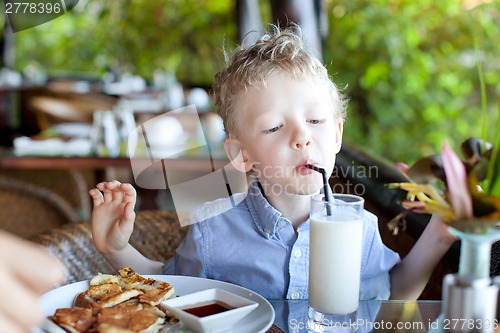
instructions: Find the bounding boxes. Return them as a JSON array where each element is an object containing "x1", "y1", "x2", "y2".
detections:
[
  {"x1": 333, "y1": 121, "x2": 344, "y2": 154},
  {"x1": 224, "y1": 138, "x2": 253, "y2": 173}
]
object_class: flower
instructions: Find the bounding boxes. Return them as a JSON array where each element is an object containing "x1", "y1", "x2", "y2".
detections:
[
  {"x1": 389, "y1": 46, "x2": 500, "y2": 234},
  {"x1": 389, "y1": 137, "x2": 500, "y2": 234}
]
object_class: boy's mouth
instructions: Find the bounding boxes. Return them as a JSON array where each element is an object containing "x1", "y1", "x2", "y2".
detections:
[{"x1": 296, "y1": 160, "x2": 318, "y2": 175}]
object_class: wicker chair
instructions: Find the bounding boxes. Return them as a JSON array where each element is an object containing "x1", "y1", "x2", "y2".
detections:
[
  {"x1": 30, "y1": 210, "x2": 188, "y2": 286},
  {"x1": 0, "y1": 169, "x2": 92, "y2": 222},
  {"x1": 0, "y1": 175, "x2": 80, "y2": 239}
]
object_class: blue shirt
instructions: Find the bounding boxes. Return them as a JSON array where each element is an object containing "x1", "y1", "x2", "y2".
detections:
[{"x1": 163, "y1": 179, "x2": 400, "y2": 299}]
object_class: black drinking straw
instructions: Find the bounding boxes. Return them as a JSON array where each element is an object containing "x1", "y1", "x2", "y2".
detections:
[{"x1": 305, "y1": 164, "x2": 332, "y2": 216}]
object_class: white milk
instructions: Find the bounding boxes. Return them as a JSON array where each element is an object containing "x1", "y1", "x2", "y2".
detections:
[{"x1": 309, "y1": 211, "x2": 363, "y2": 314}]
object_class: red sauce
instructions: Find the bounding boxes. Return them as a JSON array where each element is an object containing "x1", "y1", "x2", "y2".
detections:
[{"x1": 183, "y1": 302, "x2": 233, "y2": 317}]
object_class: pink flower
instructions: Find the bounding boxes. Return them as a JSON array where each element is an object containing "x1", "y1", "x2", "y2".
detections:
[
  {"x1": 396, "y1": 162, "x2": 409, "y2": 174},
  {"x1": 441, "y1": 142, "x2": 473, "y2": 219}
]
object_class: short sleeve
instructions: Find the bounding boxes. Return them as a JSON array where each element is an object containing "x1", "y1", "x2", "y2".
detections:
[
  {"x1": 360, "y1": 211, "x2": 401, "y2": 300},
  {"x1": 162, "y1": 222, "x2": 208, "y2": 277}
]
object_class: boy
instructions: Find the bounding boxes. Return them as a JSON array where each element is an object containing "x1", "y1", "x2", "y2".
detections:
[{"x1": 89, "y1": 26, "x2": 455, "y2": 300}]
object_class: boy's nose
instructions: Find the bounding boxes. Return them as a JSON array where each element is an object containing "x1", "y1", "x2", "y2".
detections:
[
  {"x1": 292, "y1": 136, "x2": 313, "y2": 149},
  {"x1": 295, "y1": 140, "x2": 312, "y2": 149},
  {"x1": 291, "y1": 123, "x2": 313, "y2": 149}
]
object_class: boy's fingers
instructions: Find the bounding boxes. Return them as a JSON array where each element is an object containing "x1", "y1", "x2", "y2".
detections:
[
  {"x1": 111, "y1": 187, "x2": 125, "y2": 203},
  {"x1": 92, "y1": 181, "x2": 136, "y2": 206},
  {"x1": 103, "y1": 181, "x2": 125, "y2": 203},
  {"x1": 102, "y1": 186, "x2": 113, "y2": 203},
  {"x1": 121, "y1": 183, "x2": 136, "y2": 194},
  {"x1": 121, "y1": 183, "x2": 137, "y2": 204},
  {"x1": 95, "y1": 182, "x2": 107, "y2": 191},
  {"x1": 105, "y1": 180, "x2": 121, "y2": 189},
  {"x1": 123, "y1": 201, "x2": 137, "y2": 220},
  {"x1": 88, "y1": 188, "x2": 104, "y2": 206}
]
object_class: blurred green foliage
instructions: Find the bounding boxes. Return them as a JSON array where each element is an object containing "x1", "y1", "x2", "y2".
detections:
[
  {"x1": 14, "y1": 0, "x2": 236, "y2": 86},
  {"x1": 324, "y1": 0, "x2": 500, "y2": 162},
  {"x1": 11, "y1": 0, "x2": 500, "y2": 162}
]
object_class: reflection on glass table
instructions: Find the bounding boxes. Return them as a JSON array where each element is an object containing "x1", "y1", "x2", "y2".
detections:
[{"x1": 269, "y1": 299, "x2": 441, "y2": 333}]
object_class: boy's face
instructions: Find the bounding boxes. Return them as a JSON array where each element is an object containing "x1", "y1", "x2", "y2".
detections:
[{"x1": 226, "y1": 72, "x2": 343, "y2": 196}]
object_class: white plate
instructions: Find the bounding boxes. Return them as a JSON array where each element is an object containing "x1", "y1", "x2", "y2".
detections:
[{"x1": 35, "y1": 275, "x2": 275, "y2": 333}]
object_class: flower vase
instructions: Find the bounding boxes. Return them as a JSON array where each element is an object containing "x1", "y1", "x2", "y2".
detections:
[{"x1": 441, "y1": 225, "x2": 500, "y2": 333}]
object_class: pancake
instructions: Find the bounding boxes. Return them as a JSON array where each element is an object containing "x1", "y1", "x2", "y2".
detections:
[
  {"x1": 47, "y1": 266, "x2": 174, "y2": 333},
  {"x1": 96, "y1": 307, "x2": 165, "y2": 333},
  {"x1": 50, "y1": 307, "x2": 95, "y2": 333}
]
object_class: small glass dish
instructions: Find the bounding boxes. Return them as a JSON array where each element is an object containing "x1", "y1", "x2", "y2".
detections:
[{"x1": 160, "y1": 288, "x2": 258, "y2": 333}]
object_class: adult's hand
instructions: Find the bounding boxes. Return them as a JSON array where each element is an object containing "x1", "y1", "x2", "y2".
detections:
[{"x1": 0, "y1": 231, "x2": 65, "y2": 333}]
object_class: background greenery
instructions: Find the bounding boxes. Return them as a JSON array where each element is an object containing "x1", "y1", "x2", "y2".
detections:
[
  {"x1": 10, "y1": 0, "x2": 500, "y2": 163},
  {"x1": 324, "y1": 0, "x2": 500, "y2": 163}
]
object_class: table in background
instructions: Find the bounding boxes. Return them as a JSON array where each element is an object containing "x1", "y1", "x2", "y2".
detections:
[
  {"x1": 0, "y1": 151, "x2": 229, "y2": 171},
  {"x1": 0, "y1": 148, "x2": 231, "y2": 210},
  {"x1": 269, "y1": 299, "x2": 441, "y2": 333}
]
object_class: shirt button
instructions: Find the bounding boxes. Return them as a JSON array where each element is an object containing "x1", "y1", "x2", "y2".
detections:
[
  {"x1": 264, "y1": 227, "x2": 271, "y2": 234},
  {"x1": 278, "y1": 220, "x2": 286, "y2": 228},
  {"x1": 294, "y1": 249, "x2": 302, "y2": 258},
  {"x1": 291, "y1": 292, "x2": 300, "y2": 299}
]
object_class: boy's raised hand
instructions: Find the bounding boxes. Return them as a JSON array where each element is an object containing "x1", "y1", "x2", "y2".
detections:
[
  {"x1": 428, "y1": 214, "x2": 458, "y2": 245},
  {"x1": 89, "y1": 181, "x2": 137, "y2": 256}
]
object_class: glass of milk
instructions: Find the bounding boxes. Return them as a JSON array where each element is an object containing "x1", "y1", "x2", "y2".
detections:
[{"x1": 308, "y1": 193, "x2": 364, "y2": 333}]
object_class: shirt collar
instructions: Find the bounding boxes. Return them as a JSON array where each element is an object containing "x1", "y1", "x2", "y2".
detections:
[{"x1": 244, "y1": 177, "x2": 284, "y2": 239}]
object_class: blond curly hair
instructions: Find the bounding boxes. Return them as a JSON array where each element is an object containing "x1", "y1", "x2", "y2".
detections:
[{"x1": 212, "y1": 25, "x2": 347, "y2": 138}]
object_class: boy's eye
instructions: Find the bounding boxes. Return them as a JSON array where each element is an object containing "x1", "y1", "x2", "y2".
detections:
[
  {"x1": 263, "y1": 125, "x2": 282, "y2": 134},
  {"x1": 308, "y1": 119, "x2": 325, "y2": 125}
]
